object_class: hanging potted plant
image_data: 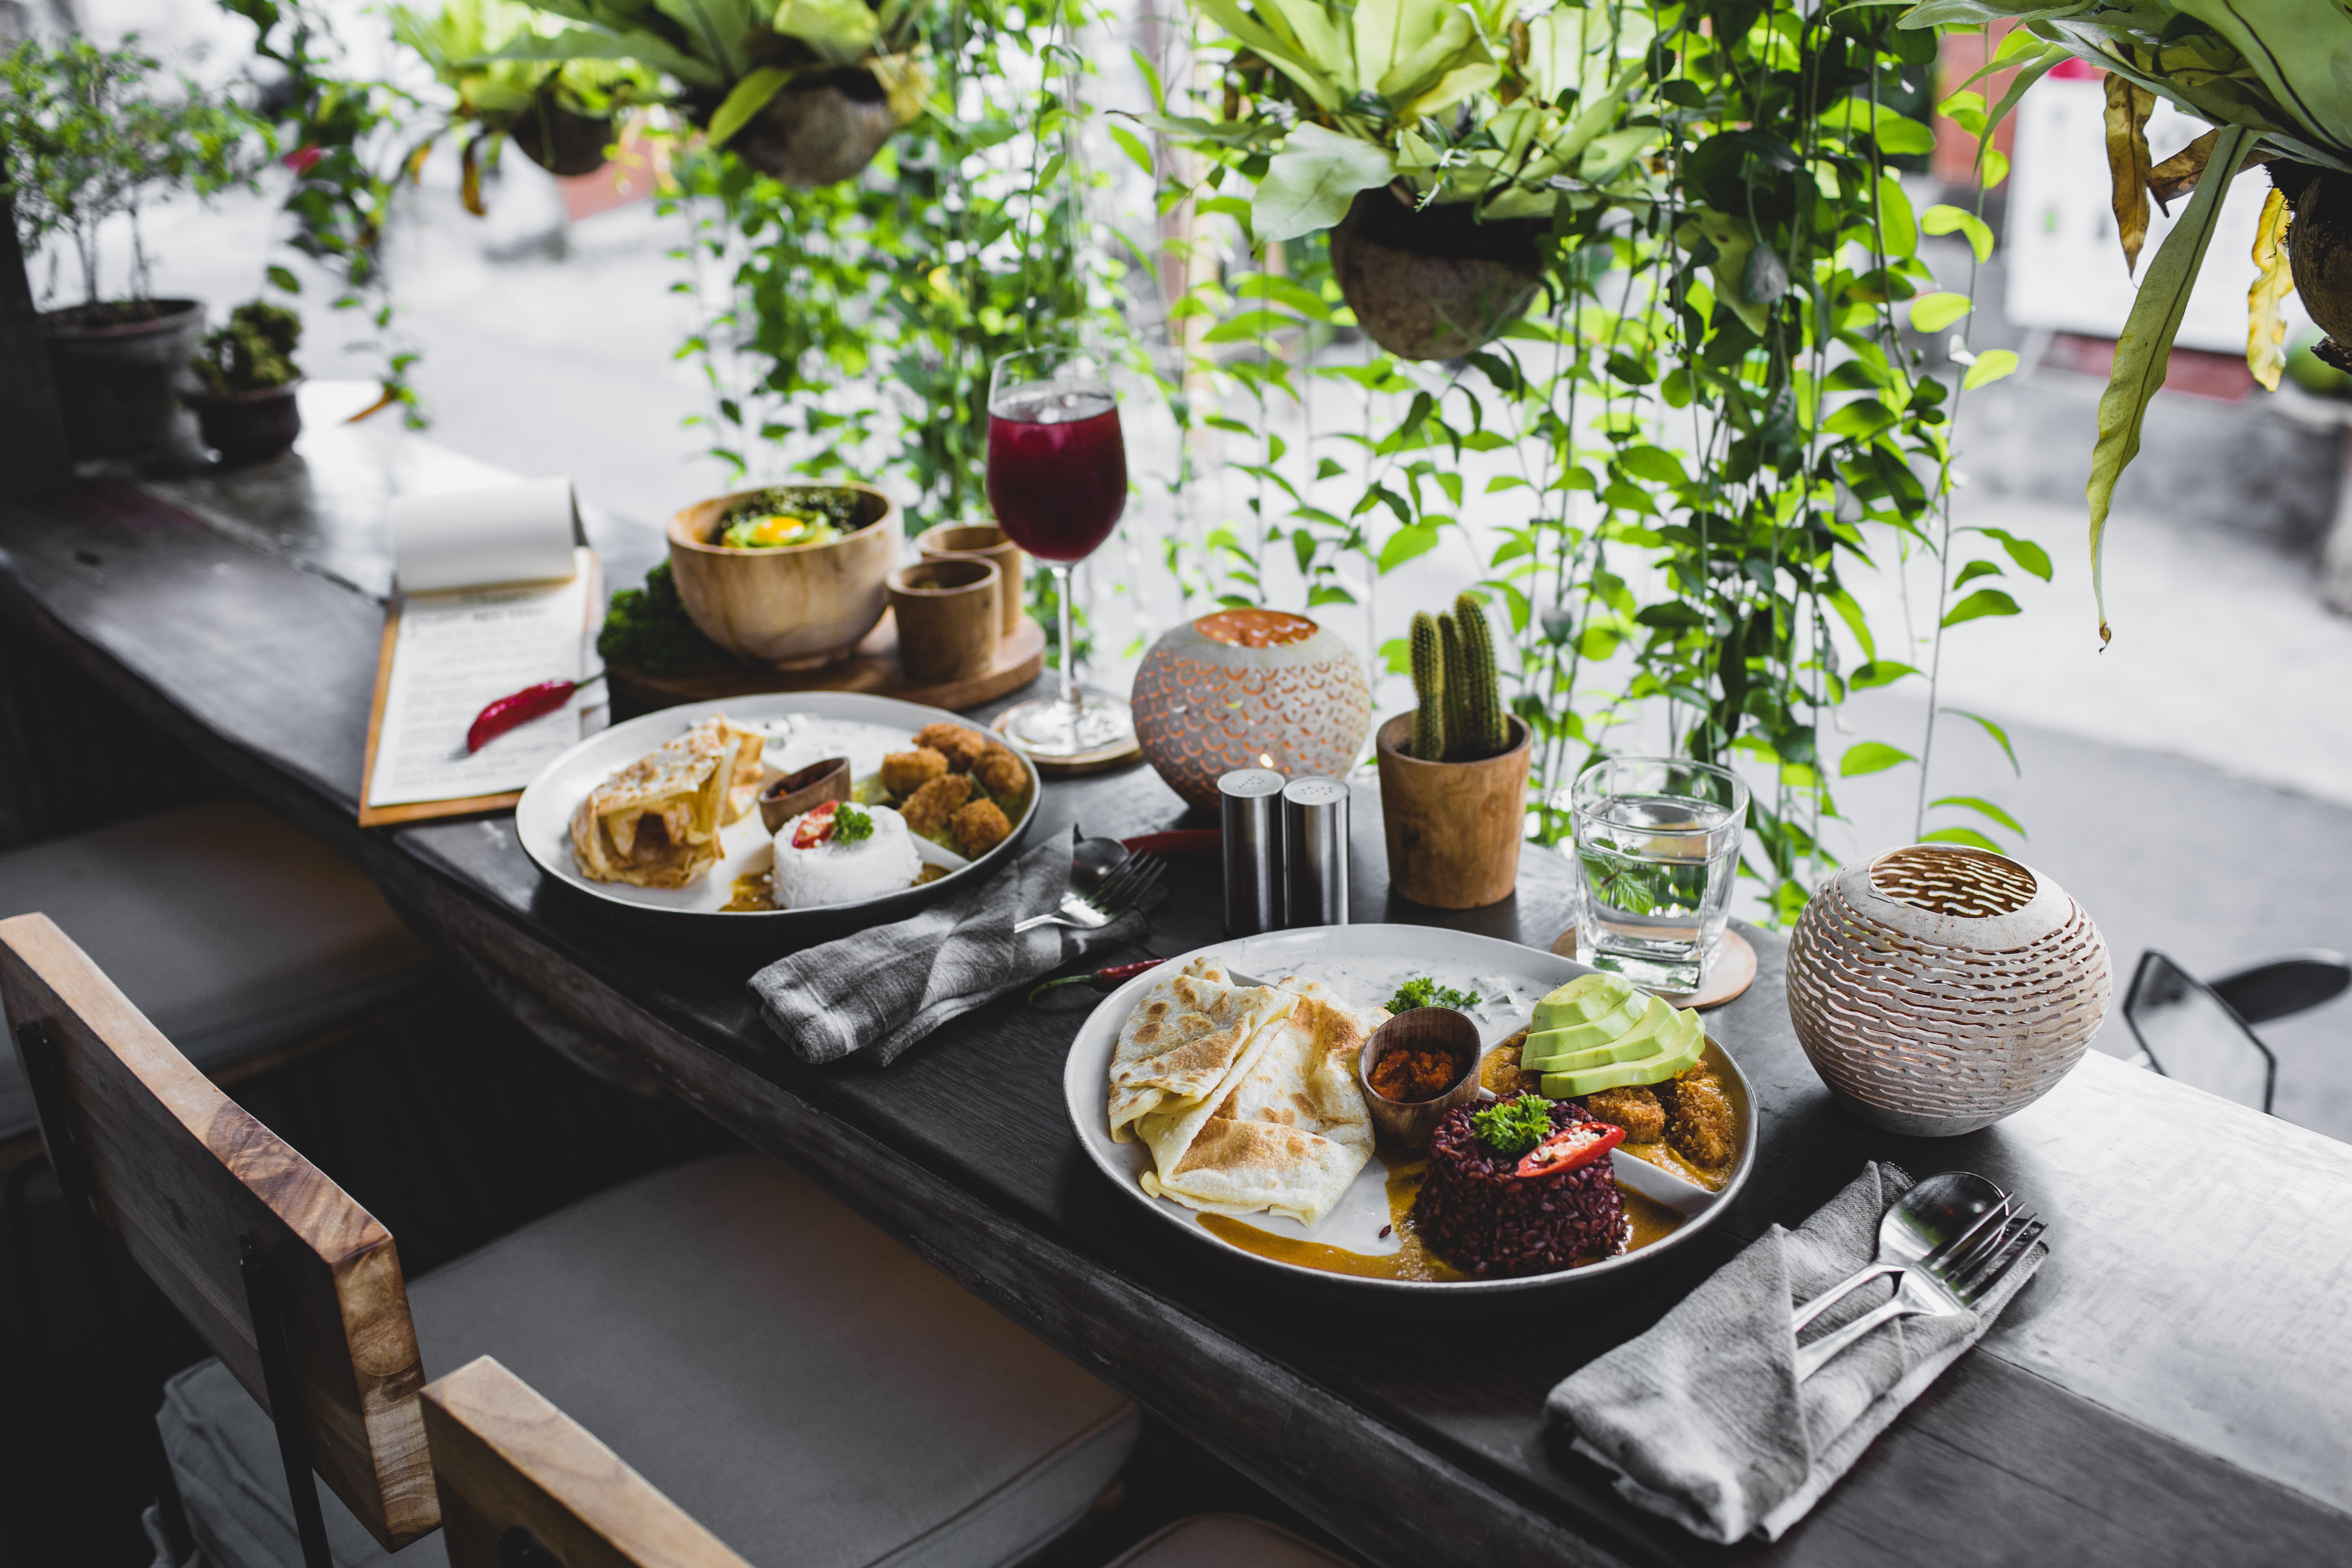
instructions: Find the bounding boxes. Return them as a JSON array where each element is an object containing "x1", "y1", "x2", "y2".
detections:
[
  {"x1": 185, "y1": 299, "x2": 305, "y2": 464},
  {"x1": 1173, "y1": 0, "x2": 1661, "y2": 359},
  {"x1": 0, "y1": 36, "x2": 263, "y2": 468},
  {"x1": 1906, "y1": 0, "x2": 2352, "y2": 640},
  {"x1": 489, "y1": 0, "x2": 931, "y2": 186},
  {"x1": 1375, "y1": 595, "x2": 1532, "y2": 908},
  {"x1": 392, "y1": 0, "x2": 658, "y2": 201}
]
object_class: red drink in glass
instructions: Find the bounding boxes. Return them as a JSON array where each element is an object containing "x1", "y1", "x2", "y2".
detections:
[{"x1": 984, "y1": 391, "x2": 1127, "y2": 563}]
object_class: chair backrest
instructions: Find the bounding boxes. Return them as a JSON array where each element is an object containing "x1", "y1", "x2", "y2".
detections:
[
  {"x1": 2123, "y1": 948, "x2": 2275, "y2": 1113},
  {"x1": 422, "y1": 1357, "x2": 751, "y2": 1568},
  {"x1": 2206, "y1": 949, "x2": 2352, "y2": 1026},
  {"x1": 0, "y1": 912, "x2": 436, "y2": 1549}
]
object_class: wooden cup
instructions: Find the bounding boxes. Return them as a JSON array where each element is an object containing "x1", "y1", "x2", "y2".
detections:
[
  {"x1": 888, "y1": 559, "x2": 1000, "y2": 683},
  {"x1": 915, "y1": 523, "x2": 1025, "y2": 638},
  {"x1": 1373, "y1": 713, "x2": 1532, "y2": 910}
]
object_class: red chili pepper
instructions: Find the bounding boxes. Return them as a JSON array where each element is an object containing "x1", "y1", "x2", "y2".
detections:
[
  {"x1": 1515, "y1": 1120, "x2": 1626, "y2": 1179},
  {"x1": 790, "y1": 800, "x2": 841, "y2": 849},
  {"x1": 1027, "y1": 958, "x2": 1167, "y2": 1004},
  {"x1": 465, "y1": 679, "x2": 578, "y2": 753}
]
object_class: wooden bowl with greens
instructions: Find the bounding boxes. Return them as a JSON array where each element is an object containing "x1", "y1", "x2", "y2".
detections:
[{"x1": 665, "y1": 482, "x2": 899, "y2": 669}]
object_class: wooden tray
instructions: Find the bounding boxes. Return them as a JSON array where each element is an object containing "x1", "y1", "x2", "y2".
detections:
[{"x1": 607, "y1": 612, "x2": 1043, "y2": 715}]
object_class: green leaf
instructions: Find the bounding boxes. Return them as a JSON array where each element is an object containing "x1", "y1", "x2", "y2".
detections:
[
  {"x1": 1824, "y1": 399, "x2": 1899, "y2": 439},
  {"x1": 1826, "y1": 586, "x2": 1876, "y2": 663},
  {"x1": 1819, "y1": 98, "x2": 1937, "y2": 156},
  {"x1": 1109, "y1": 124, "x2": 1155, "y2": 178},
  {"x1": 1923, "y1": 203, "x2": 1995, "y2": 263},
  {"x1": 266, "y1": 265, "x2": 300, "y2": 294},
  {"x1": 1978, "y1": 526, "x2": 2052, "y2": 581},
  {"x1": 1877, "y1": 173, "x2": 1917, "y2": 260},
  {"x1": 1848, "y1": 659, "x2": 1919, "y2": 689},
  {"x1": 1840, "y1": 741, "x2": 1917, "y2": 777},
  {"x1": 707, "y1": 67, "x2": 792, "y2": 148},
  {"x1": 1942, "y1": 587, "x2": 2020, "y2": 626},
  {"x1": 2091, "y1": 124, "x2": 2257, "y2": 643},
  {"x1": 1930, "y1": 795, "x2": 2026, "y2": 837},
  {"x1": 1963, "y1": 350, "x2": 2020, "y2": 389},
  {"x1": 1920, "y1": 826, "x2": 2004, "y2": 852},
  {"x1": 1909, "y1": 291, "x2": 1972, "y2": 331},
  {"x1": 1953, "y1": 559, "x2": 2004, "y2": 587},
  {"x1": 1251, "y1": 124, "x2": 1394, "y2": 244},
  {"x1": 1941, "y1": 707, "x2": 2020, "y2": 775},
  {"x1": 1377, "y1": 523, "x2": 1440, "y2": 573},
  {"x1": 1619, "y1": 445, "x2": 1690, "y2": 486}
]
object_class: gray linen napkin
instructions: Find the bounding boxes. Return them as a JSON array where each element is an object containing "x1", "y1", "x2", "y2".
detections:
[
  {"x1": 1548, "y1": 1161, "x2": 2044, "y2": 1544},
  {"x1": 748, "y1": 826, "x2": 1144, "y2": 1067}
]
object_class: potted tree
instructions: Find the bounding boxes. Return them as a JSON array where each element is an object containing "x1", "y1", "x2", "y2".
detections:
[
  {"x1": 1375, "y1": 595, "x2": 1532, "y2": 909},
  {"x1": 1177, "y1": 0, "x2": 1663, "y2": 358},
  {"x1": 186, "y1": 300, "x2": 304, "y2": 464},
  {"x1": 0, "y1": 37, "x2": 263, "y2": 468}
]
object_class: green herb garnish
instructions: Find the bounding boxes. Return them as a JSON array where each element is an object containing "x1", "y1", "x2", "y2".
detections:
[
  {"x1": 1472, "y1": 1094, "x2": 1553, "y2": 1157},
  {"x1": 832, "y1": 803, "x2": 875, "y2": 844},
  {"x1": 1385, "y1": 976, "x2": 1483, "y2": 1014}
]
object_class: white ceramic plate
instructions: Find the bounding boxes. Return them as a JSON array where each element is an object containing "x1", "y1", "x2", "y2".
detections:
[
  {"x1": 515, "y1": 693, "x2": 1038, "y2": 938},
  {"x1": 1062, "y1": 925, "x2": 1757, "y2": 1303}
]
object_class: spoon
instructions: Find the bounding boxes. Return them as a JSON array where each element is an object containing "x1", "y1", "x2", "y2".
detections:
[{"x1": 1790, "y1": 1171, "x2": 2009, "y2": 1333}]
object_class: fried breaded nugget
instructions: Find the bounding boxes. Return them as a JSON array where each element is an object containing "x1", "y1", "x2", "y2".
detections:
[
  {"x1": 1581, "y1": 1084, "x2": 1666, "y2": 1144},
  {"x1": 1658, "y1": 1066, "x2": 1736, "y2": 1168},
  {"x1": 914, "y1": 722, "x2": 988, "y2": 771},
  {"x1": 973, "y1": 742, "x2": 1027, "y2": 798},
  {"x1": 949, "y1": 798, "x2": 1012, "y2": 856},
  {"x1": 881, "y1": 746, "x2": 948, "y2": 797},
  {"x1": 902, "y1": 772, "x2": 973, "y2": 837}
]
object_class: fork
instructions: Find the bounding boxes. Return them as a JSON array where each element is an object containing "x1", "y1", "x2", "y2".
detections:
[
  {"x1": 1012, "y1": 852, "x2": 1166, "y2": 933},
  {"x1": 1795, "y1": 1211, "x2": 2047, "y2": 1381}
]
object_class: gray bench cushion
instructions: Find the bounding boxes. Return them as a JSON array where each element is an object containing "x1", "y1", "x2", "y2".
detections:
[
  {"x1": 1111, "y1": 1516, "x2": 1356, "y2": 1568},
  {"x1": 0, "y1": 800, "x2": 430, "y2": 1143},
  {"x1": 159, "y1": 1152, "x2": 1139, "y2": 1568}
]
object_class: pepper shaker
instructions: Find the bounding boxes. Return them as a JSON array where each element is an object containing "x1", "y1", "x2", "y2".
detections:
[
  {"x1": 1219, "y1": 767, "x2": 1285, "y2": 935},
  {"x1": 1281, "y1": 775, "x2": 1350, "y2": 928}
]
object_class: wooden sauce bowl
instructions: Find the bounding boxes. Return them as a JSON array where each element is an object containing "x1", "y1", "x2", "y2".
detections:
[
  {"x1": 1358, "y1": 1006, "x2": 1485, "y2": 1150},
  {"x1": 758, "y1": 757, "x2": 851, "y2": 836}
]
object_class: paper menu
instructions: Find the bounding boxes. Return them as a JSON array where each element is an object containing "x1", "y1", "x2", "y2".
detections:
[{"x1": 359, "y1": 479, "x2": 600, "y2": 825}]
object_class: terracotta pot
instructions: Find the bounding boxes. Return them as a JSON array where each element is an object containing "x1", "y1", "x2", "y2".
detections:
[
  {"x1": 886, "y1": 557, "x2": 999, "y2": 683},
  {"x1": 41, "y1": 297, "x2": 206, "y2": 467},
  {"x1": 1329, "y1": 188, "x2": 1543, "y2": 362},
  {"x1": 186, "y1": 381, "x2": 302, "y2": 465},
  {"x1": 1374, "y1": 713, "x2": 1530, "y2": 909},
  {"x1": 915, "y1": 522, "x2": 1025, "y2": 637},
  {"x1": 1131, "y1": 609, "x2": 1373, "y2": 811},
  {"x1": 727, "y1": 69, "x2": 897, "y2": 186},
  {"x1": 665, "y1": 483, "x2": 899, "y2": 668},
  {"x1": 2284, "y1": 166, "x2": 2352, "y2": 352},
  {"x1": 510, "y1": 102, "x2": 614, "y2": 177}
]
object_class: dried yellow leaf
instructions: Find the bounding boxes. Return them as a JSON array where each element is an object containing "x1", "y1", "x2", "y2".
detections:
[
  {"x1": 2249, "y1": 186, "x2": 2293, "y2": 392},
  {"x1": 2104, "y1": 73, "x2": 2156, "y2": 275}
]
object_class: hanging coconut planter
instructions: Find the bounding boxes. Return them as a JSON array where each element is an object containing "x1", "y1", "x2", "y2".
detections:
[
  {"x1": 717, "y1": 66, "x2": 901, "y2": 188},
  {"x1": 2280, "y1": 164, "x2": 2352, "y2": 369},
  {"x1": 1329, "y1": 186, "x2": 1545, "y2": 363},
  {"x1": 509, "y1": 97, "x2": 616, "y2": 178}
]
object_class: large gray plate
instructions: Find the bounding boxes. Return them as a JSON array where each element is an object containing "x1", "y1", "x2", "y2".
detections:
[
  {"x1": 1062, "y1": 926, "x2": 1756, "y2": 1308},
  {"x1": 515, "y1": 693, "x2": 1037, "y2": 943}
]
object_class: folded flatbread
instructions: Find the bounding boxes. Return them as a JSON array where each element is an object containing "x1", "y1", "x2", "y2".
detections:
[
  {"x1": 1106, "y1": 956, "x2": 1291, "y2": 1143},
  {"x1": 1138, "y1": 987, "x2": 1383, "y2": 1227},
  {"x1": 569, "y1": 715, "x2": 766, "y2": 888}
]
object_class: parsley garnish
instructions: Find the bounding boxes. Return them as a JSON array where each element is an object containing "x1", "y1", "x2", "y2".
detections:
[
  {"x1": 832, "y1": 802, "x2": 875, "y2": 844},
  {"x1": 1472, "y1": 1094, "x2": 1553, "y2": 1156},
  {"x1": 1385, "y1": 976, "x2": 1483, "y2": 1014}
]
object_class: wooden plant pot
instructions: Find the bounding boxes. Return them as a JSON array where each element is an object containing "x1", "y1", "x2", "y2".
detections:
[
  {"x1": 887, "y1": 557, "x2": 999, "y2": 683},
  {"x1": 1374, "y1": 713, "x2": 1531, "y2": 910},
  {"x1": 665, "y1": 483, "x2": 899, "y2": 669},
  {"x1": 728, "y1": 69, "x2": 898, "y2": 187},
  {"x1": 1329, "y1": 188, "x2": 1544, "y2": 363}
]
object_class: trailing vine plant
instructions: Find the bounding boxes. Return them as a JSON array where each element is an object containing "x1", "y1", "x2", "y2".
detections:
[{"x1": 1144, "y1": 0, "x2": 2035, "y2": 920}]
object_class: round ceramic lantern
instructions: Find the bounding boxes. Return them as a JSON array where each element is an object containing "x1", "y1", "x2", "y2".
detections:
[
  {"x1": 1131, "y1": 610, "x2": 1373, "y2": 810},
  {"x1": 1786, "y1": 844, "x2": 2111, "y2": 1137}
]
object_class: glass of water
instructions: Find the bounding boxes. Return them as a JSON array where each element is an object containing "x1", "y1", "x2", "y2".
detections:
[{"x1": 1566, "y1": 757, "x2": 1749, "y2": 992}]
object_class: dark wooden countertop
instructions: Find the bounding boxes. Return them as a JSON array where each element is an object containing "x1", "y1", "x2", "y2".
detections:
[{"x1": 4, "y1": 415, "x2": 2348, "y2": 1568}]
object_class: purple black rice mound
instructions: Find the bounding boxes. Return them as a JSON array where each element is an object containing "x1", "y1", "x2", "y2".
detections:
[{"x1": 1414, "y1": 1099, "x2": 1626, "y2": 1279}]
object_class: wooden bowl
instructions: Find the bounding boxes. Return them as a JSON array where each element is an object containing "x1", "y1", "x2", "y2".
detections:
[
  {"x1": 915, "y1": 523, "x2": 1025, "y2": 638},
  {"x1": 665, "y1": 484, "x2": 899, "y2": 669},
  {"x1": 887, "y1": 558, "x2": 999, "y2": 684},
  {"x1": 1358, "y1": 1006, "x2": 1484, "y2": 1150},
  {"x1": 758, "y1": 756, "x2": 850, "y2": 836}
]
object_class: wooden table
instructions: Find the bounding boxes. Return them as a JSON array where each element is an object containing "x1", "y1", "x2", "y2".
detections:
[{"x1": 4, "y1": 419, "x2": 2349, "y2": 1568}]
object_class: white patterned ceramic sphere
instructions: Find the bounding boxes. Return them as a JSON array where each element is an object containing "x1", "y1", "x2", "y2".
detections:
[
  {"x1": 1786, "y1": 845, "x2": 2111, "y2": 1136},
  {"x1": 1131, "y1": 610, "x2": 1371, "y2": 811}
]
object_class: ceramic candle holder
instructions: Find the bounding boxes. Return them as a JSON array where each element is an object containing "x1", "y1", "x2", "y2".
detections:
[
  {"x1": 1130, "y1": 610, "x2": 1372, "y2": 811},
  {"x1": 887, "y1": 559, "x2": 1000, "y2": 684}
]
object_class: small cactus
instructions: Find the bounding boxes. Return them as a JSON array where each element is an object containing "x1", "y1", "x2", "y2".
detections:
[
  {"x1": 1450, "y1": 593, "x2": 1508, "y2": 759},
  {"x1": 1438, "y1": 611, "x2": 1469, "y2": 759},
  {"x1": 1409, "y1": 610, "x2": 1449, "y2": 761}
]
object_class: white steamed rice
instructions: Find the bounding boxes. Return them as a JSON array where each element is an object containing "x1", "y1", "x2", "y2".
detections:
[{"x1": 773, "y1": 803, "x2": 922, "y2": 909}]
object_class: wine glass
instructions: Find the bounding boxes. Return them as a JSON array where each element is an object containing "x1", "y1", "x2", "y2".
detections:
[{"x1": 985, "y1": 346, "x2": 1135, "y2": 760}]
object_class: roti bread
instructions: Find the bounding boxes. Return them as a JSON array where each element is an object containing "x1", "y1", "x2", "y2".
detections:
[{"x1": 1105, "y1": 957, "x2": 1294, "y2": 1142}]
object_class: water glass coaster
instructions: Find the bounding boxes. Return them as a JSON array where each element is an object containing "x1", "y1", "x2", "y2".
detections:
[{"x1": 1563, "y1": 756, "x2": 1749, "y2": 993}]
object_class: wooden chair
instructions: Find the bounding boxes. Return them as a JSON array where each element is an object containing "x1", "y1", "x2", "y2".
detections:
[
  {"x1": 1, "y1": 911, "x2": 1141, "y2": 1568},
  {"x1": 424, "y1": 1356, "x2": 1355, "y2": 1568}
]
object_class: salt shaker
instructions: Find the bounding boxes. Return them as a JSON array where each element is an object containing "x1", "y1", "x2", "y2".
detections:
[
  {"x1": 1218, "y1": 767, "x2": 1285, "y2": 935},
  {"x1": 1281, "y1": 775, "x2": 1350, "y2": 927}
]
